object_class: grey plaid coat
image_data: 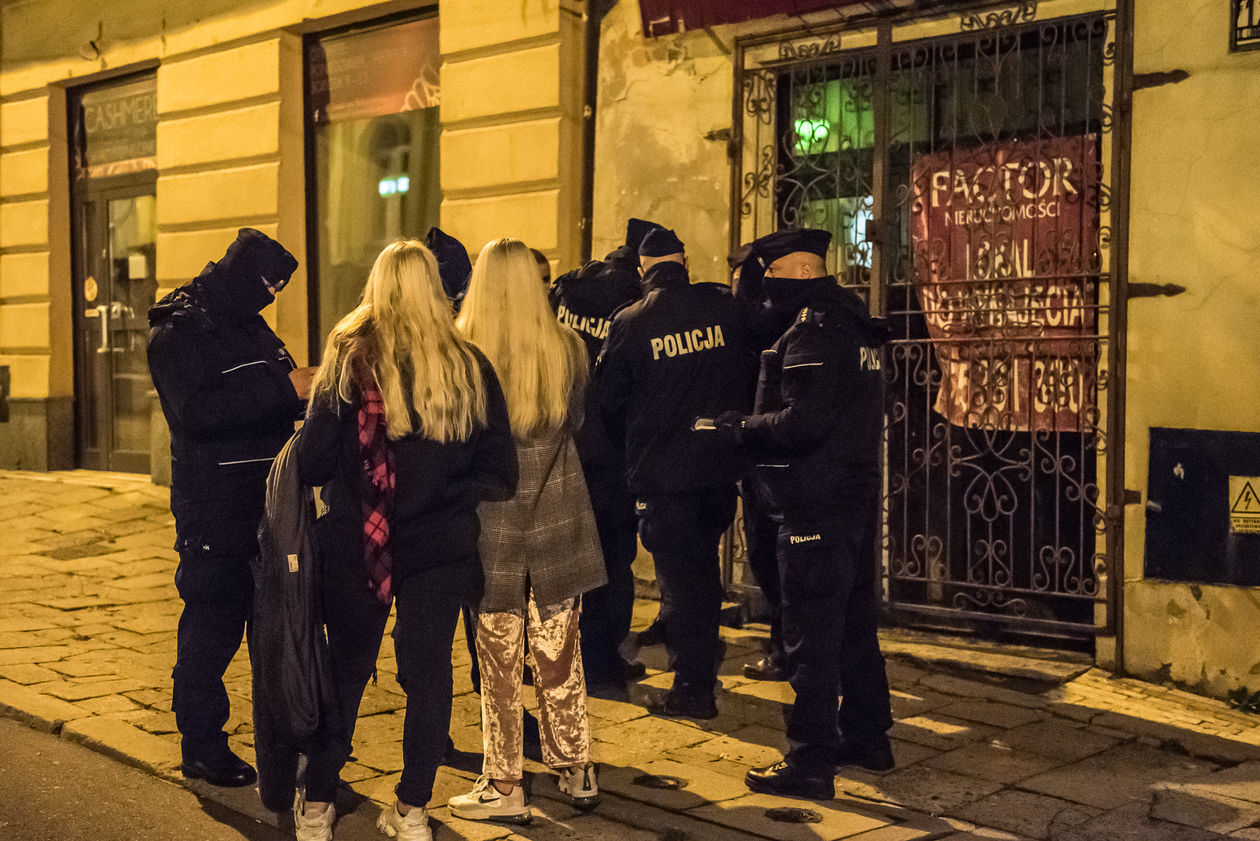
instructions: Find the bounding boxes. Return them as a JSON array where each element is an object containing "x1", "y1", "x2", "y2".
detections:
[{"x1": 476, "y1": 422, "x2": 608, "y2": 612}]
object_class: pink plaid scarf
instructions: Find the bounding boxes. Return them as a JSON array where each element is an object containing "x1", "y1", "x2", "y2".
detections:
[{"x1": 352, "y1": 355, "x2": 395, "y2": 604}]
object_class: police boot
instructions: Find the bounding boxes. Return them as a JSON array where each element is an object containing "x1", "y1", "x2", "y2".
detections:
[
  {"x1": 645, "y1": 689, "x2": 717, "y2": 720},
  {"x1": 834, "y1": 736, "x2": 895, "y2": 773},
  {"x1": 744, "y1": 760, "x2": 834, "y2": 800}
]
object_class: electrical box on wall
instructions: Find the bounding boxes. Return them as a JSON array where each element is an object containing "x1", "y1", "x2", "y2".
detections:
[{"x1": 1145, "y1": 428, "x2": 1260, "y2": 586}]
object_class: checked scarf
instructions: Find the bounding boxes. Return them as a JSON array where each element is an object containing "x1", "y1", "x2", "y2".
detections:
[{"x1": 352, "y1": 355, "x2": 395, "y2": 604}]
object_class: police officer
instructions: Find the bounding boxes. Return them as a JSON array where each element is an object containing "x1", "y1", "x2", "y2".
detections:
[
  {"x1": 731, "y1": 235, "x2": 819, "y2": 682},
  {"x1": 147, "y1": 228, "x2": 308, "y2": 787},
  {"x1": 549, "y1": 256, "x2": 644, "y2": 689},
  {"x1": 715, "y1": 228, "x2": 894, "y2": 798},
  {"x1": 595, "y1": 226, "x2": 752, "y2": 718}
]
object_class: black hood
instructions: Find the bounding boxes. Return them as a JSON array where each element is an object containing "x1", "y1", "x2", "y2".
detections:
[
  {"x1": 193, "y1": 228, "x2": 299, "y2": 318},
  {"x1": 150, "y1": 229, "x2": 296, "y2": 325},
  {"x1": 551, "y1": 259, "x2": 641, "y2": 315}
]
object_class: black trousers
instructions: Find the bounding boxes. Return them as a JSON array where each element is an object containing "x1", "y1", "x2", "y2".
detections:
[
  {"x1": 740, "y1": 477, "x2": 782, "y2": 661},
  {"x1": 580, "y1": 478, "x2": 639, "y2": 684},
  {"x1": 779, "y1": 492, "x2": 893, "y2": 773},
  {"x1": 171, "y1": 541, "x2": 254, "y2": 758},
  {"x1": 636, "y1": 486, "x2": 737, "y2": 696},
  {"x1": 304, "y1": 555, "x2": 467, "y2": 807}
]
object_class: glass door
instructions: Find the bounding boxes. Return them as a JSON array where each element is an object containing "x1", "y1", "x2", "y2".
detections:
[{"x1": 73, "y1": 184, "x2": 157, "y2": 473}]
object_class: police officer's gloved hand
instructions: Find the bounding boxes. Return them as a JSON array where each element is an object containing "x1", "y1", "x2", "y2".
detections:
[{"x1": 714, "y1": 410, "x2": 747, "y2": 446}]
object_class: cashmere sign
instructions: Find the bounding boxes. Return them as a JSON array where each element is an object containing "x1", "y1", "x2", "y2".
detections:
[{"x1": 911, "y1": 136, "x2": 1100, "y2": 432}]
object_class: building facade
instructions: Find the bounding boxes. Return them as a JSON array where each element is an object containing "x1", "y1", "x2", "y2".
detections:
[
  {"x1": 1, "y1": 0, "x2": 1257, "y2": 698},
  {"x1": 0, "y1": 0, "x2": 587, "y2": 479}
]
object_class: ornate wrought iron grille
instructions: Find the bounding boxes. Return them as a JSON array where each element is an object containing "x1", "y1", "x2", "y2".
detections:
[{"x1": 732, "y1": 9, "x2": 1120, "y2": 638}]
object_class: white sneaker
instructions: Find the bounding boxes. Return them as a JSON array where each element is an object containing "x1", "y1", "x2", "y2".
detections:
[
  {"x1": 447, "y1": 776, "x2": 532, "y2": 824},
  {"x1": 376, "y1": 801, "x2": 432, "y2": 841},
  {"x1": 558, "y1": 763, "x2": 600, "y2": 810},
  {"x1": 293, "y1": 791, "x2": 335, "y2": 841}
]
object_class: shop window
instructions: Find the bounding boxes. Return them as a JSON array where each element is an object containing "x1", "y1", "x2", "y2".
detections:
[{"x1": 306, "y1": 14, "x2": 440, "y2": 348}]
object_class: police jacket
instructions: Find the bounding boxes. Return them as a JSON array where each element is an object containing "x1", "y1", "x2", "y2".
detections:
[
  {"x1": 549, "y1": 260, "x2": 641, "y2": 365},
  {"x1": 595, "y1": 261, "x2": 753, "y2": 496},
  {"x1": 742, "y1": 278, "x2": 888, "y2": 513},
  {"x1": 148, "y1": 261, "x2": 303, "y2": 549},
  {"x1": 549, "y1": 260, "x2": 642, "y2": 485},
  {"x1": 296, "y1": 349, "x2": 516, "y2": 593}
]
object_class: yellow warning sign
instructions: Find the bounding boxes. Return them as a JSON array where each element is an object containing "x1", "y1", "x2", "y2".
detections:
[{"x1": 1229, "y1": 476, "x2": 1260, "y2": 534}]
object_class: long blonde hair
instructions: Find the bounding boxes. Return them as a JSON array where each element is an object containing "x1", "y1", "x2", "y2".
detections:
[
  {"x1": 312, "y1": 240, "x2": 487, "y2": 442},
  {"x1": 456, "y1": 238, "x2": 587, "y2": 439}
]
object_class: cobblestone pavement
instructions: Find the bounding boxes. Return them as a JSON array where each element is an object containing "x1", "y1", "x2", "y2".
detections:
[{"x1": 2, "y1": 469, "x2": 1259, "y2": 840}]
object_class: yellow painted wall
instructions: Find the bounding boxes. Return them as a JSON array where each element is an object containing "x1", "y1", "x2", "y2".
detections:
[
  {"x1": 438, "y1": 0, "x2": 586, "y2": 269},
  {"x1": 1121, "y1": 0, "x2": 1260, "y2": 696},
  {"x1": 592, "y1": 2, "x2": 735, "y2": 283}
]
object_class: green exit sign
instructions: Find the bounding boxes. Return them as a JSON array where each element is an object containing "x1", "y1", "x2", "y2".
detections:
[{"x1": 378, "y1": 175, "x2": 411, "y2": 197}]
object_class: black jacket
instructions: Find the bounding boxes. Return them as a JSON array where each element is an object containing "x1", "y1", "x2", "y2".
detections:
[
  {"x1": 148, "y1": 251, "x2": 303, "y2": 552},
  {"x1": 251, "y1": 429, "x2": 334, "y2": 810},
  {"x1": 549, "y1": 260, "x2": 642, "y2": 364},
  {"x1": 296, "y1": 349, "x2": 516, "y2": 593},
  {"x1": 549, "y1": 260, "x2": 641, "y2": 486},
  {"x1": 742, "y1": 279, "x2": 889, "y2": 513},
  {"x1": 595, "y1": 262, "x2": 753, "y2": 496}
]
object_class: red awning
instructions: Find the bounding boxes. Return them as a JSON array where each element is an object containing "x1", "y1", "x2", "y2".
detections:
[{"x1": 638, "y1": 0, "x2": 870, "y2": 37}]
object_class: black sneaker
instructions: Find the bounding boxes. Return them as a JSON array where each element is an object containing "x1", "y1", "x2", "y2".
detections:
[
  {"x1": 742, "y1": 655, "x2": 786, "y2": 681},
  {"x1": 834, "y1": 737, "x2": 895, "y2": 772},
  {"x1": 645, "y1": 689, "x2": 718, "y2": 720},
  {"x1": 745, "y1": 760, "x2": 834, "y2": 800}
]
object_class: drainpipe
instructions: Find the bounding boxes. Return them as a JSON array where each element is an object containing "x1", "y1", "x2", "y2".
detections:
[{"x1": 1106, "y1": 0, "x2": 1136, "y2": 676}]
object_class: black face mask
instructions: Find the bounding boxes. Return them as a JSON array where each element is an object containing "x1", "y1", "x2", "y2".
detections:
[
  {"x1": 762, "y1": 275, "x2": 833, "y2": 310},
  {"x1": 212, "y1": 228, "x2": 299, "y2": 315}
]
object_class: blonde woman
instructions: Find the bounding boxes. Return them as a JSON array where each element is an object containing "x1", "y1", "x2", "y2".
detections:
[
  {"x1": 293, "y1": 240, "x2": 515, "y2": 841},
  {"x1": 448, "y1": 238, "x2": 607, "y2": 822}
]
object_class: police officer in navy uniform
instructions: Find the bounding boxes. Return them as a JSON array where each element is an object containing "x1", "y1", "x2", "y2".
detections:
[
  {"x1": 730, "y1": 233, "x2": 826, "y2": 683},
  {"x1": 549, "y1": 254, "x2": 644, "y2": 689},
  {"x1": 595, "y1": 226, "x2": 752, "y2": 718},
  {"x1": 715, "y1": 228, "x2": 894, "y2": 798},
  {"x1": 147, "y1": 228, "x2": 307, "y2": 787}
]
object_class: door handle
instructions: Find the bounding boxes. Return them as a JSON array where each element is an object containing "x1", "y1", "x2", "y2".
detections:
[{"x1": 94, "y1": 304, "x2": 110, "y2": 354}]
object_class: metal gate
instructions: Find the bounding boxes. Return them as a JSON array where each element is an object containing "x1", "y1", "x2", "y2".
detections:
[{"x1": 730, "y1": 3, "x2": 1127, "y2": 640}]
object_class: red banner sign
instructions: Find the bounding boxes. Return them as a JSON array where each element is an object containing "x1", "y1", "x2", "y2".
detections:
[
  {"x1": 910, "y1": 136, "x2": 1100, "y2": 432},
  {"x1": 638, "y1": 0, "x2": 866, "y2": 37},
  {"x1": 307, "y1": 16, "x2": 440, "y2": 124}
]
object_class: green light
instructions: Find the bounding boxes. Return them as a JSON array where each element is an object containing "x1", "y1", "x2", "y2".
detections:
[
  {"x1": 794, "y1": 117, "x2": 832, "y2": 152},
  {"x1": 378, "y1": 175, "x2": 410, "y2": 197}
]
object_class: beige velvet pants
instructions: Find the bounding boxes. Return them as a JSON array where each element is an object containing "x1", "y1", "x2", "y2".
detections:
[{"x1": 476, "y1": 594, "x2": 591, "y2": 780}]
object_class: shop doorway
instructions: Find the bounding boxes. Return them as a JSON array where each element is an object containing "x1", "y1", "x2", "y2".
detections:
[
  {"x1": 732, "y1": 9, "x2": 1123, "y2": 644},
  {"x1": 69, "y1": 74, "x2": 158, "y2": 473}
]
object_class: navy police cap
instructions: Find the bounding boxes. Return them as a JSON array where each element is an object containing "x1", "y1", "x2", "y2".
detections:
[
  {"x1": 625, "y1": 218, "x2": 663, "y2": 253},
  {"x1": 638, "y1": 226, "x2": 685, "y2": 258},
  {"x1": 424, "y1": 227, "x2": 472, "y2": 300},
  {"x1": 751, "y1": 228, "x2": 831, "y2": 270}
]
